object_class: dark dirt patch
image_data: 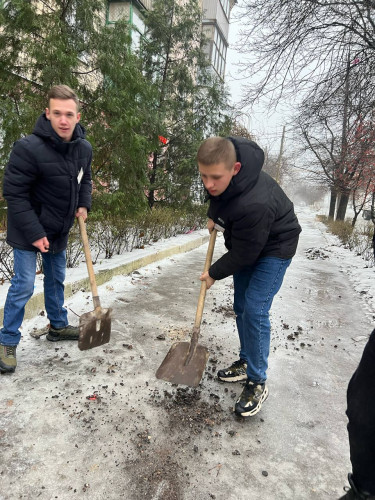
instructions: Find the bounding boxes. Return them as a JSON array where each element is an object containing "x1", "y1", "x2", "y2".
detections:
[
  {"x1": 211, "y1": 305, "x2": 236, "y2": 318},
  {"x1": 121, "y1": 386, "x2": 228, "y2": 499},
  {"x1": 123, "y1": 449, "x2": 185, "y2": 500},
  {"x1": 150, "y1": 387, "x2": 228, "y2": 435}
]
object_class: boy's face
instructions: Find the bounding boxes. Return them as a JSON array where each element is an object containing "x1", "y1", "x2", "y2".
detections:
[
  {"x1": 198, "y1": 161, "x2": 241, "y2": 197},
  {"x1": 46, "y1": 98, "x2": 80, "y2": 142}
]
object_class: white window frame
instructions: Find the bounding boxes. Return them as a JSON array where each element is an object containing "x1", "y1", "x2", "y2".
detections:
[{"x1": 212, "y1": 27, "x2": 227, "y2": 79}]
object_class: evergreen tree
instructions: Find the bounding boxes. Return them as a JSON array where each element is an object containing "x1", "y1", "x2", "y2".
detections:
[
  {"x1": 82, "y1": 19, "x2": 158, "y2": 213},
  {"x1": 140, "y1": 0, "x2": 231, "y2": 208},
  {"x1": 0, "y1": 0, "x2": 154, "y2": 213},
  {"x1": 0, "y1": 0, "x2": 232, "y2": 212},
  {"x1": 0, "y1": 0, "x2": 103, "y2": 159}
]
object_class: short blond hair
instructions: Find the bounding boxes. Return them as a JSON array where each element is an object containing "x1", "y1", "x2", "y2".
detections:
[
  {"x1": 47, "y1": 85, "x2": 80, "y2": 110},
  {"x1": 197, "y1": 137, "x2": 236, "y2": 169}
]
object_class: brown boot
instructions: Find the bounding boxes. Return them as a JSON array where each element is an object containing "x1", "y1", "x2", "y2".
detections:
[{"x1": 0, "y1": 344, "x2": 17, "y2": 373}]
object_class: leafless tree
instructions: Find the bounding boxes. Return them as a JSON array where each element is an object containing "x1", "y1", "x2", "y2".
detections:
[
  {"x1": 230, "y1": 121, "x2": 254, "y2": 140},
  {"x1": 236, "y1": 0, "x2": 375, "y2": 114},
  {"x1": 297, "y1": 82, "x2": 375, "y2": 221}
]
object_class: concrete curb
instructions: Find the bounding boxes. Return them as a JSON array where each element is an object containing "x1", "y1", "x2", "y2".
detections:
[{"x1": 0, "y1": 234, "x2": 209, "y2": 324}]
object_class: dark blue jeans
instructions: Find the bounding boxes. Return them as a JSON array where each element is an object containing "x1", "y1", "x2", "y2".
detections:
[
  {"x1": 0, "y1": 249, "x2": 68, "y2": 346},
  {"x1": 346, "y1": 328, "x2": 375, "y2": 495},
  {"x1": 233, "y1": 256, "x2": 292, "y2": 383}
]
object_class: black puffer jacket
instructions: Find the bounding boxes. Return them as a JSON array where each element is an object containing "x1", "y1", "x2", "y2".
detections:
[
  {"x1": 207, "y1": 136, "x2": 301, "y2": 280},
  {"x1": 3, "y1": 113, "x2": 92, "y2": 253}
]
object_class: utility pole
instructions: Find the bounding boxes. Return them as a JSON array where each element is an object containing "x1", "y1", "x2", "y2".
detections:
[
  {"x1": 275, "y1": 125, "x2": 286, "y2": 184},
  {"x1": 336, "y1": 56, "x2": 352, "y2": 221}
]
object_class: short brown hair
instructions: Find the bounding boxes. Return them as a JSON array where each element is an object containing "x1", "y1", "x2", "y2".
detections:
[
  {"x1": 47, "y1": 85, "x2": 80, "y2": 110},
  {"x1": 197, "y1": 137, "x2": 236, "y2": 169}
]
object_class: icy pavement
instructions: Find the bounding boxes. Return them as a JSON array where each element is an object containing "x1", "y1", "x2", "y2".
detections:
[{"x1": 0, "y1": 206, "x2": 374, "y2": 499}]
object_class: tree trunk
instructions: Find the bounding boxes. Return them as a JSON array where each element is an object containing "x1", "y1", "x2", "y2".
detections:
[
  {"x1": 335, "y1": 59, "x2": 350, "y2": 223},
  {"x1": 336, "y1": 191, "x2": 350, "y2": 221},
  {"x1": 147, "y1": 152, "x2": 158, "y2": 209},
  {"x1": 329, "y1": 187, "x2": 337, "y2": 219}
]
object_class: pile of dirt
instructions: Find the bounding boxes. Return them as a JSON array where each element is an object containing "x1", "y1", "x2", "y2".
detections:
[
  {"x1": 151, "y1": 387, "x2": 228, "y2": 435},
  {"x1": 305, "y1": 247, "x2": 330, "y2": 260}
]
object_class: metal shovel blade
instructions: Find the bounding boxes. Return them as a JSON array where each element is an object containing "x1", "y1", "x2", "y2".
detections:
[
  {"x1": 78, "y1": 307, "x2": 112, "y2": 351},
  {"x1": 156, "y1": 341, "x2": 209, "y2": 387}
]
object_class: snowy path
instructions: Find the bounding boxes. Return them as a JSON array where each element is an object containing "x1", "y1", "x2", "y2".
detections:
[{"x1": 0, "y1": 206, "x2": 373, "y2": 500}]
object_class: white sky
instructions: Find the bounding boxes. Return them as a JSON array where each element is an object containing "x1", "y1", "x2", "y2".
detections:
[{"x1": 225, "y1": 1, "x2": 297, "y2": 155}]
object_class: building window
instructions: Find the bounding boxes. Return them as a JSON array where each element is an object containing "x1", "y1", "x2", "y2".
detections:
[
  {"x1": 219, "y1": 0, "x2": 230, "y2": 18},
  {"x1": 212, "y1": 27, "x2": 227, "y2": 79},
  {"x1": 107, "y1": 2, "x2": 131, "y2": 24},
  {"x1": 131, "y1": 5, "x2": 145, "y2": 49},
  {"x1": 107, "y1": 1, "x2": 146, "y2": 50},
  {"x1": 132, "y1": 7, "x2": 145, "y2": 34}
]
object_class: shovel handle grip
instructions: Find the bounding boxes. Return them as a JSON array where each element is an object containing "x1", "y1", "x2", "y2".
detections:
[
  {"x1": 78, "y1": 216, "x2": 100, "y2": 308},
  {"x1": 193, "y1": 229, "x2": 217, "y2": 330}
]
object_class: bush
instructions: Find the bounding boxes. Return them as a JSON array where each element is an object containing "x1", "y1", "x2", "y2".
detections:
[
  {"x1": 316, "y1": 216, "x2": 354, "y2": 246},
  {"x1": 85, "y1": 204, "x2": 207, "y2": 263},
  {"x1": 317, "y1": 215, "x2": 374, "y2": 266},
  {"x1": 0, "y1": 204, "x2": 208, "y2": 281}
]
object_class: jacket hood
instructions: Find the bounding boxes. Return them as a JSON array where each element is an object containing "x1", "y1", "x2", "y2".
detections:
[
  {"x1": 32, "y1": 112, "x2": 86, "y2": 145},
  {"x1": 207, "y1": 136, "x2": 265, "y2": 202}
]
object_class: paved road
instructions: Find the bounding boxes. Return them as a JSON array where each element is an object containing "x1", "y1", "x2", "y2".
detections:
[{"x1": 0, "y1": 206, "x2": 373, "y2": 500}]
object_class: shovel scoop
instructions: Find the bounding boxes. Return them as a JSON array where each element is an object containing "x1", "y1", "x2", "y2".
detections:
[
  {"x1": 78, "y1": 216, "x2": 112, "y2": 351},
  {"x1": 156, "y1": 229, "x2": 217, "y2": 387}
]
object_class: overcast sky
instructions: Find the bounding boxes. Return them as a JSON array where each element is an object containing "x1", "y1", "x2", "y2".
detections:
[{"x1": 225, "y1": 3, "x2": 296, "y2": 155}]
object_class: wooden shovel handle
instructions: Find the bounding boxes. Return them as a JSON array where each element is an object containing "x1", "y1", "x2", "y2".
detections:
[
  {"x1": 193, "y1": 229, "x2": 217, "y2": 329},
  {"x1": 78, "y1": 216, "x2": 100, "y2": 309}
]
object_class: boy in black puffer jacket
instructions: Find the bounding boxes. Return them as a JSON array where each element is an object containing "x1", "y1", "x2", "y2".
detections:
[
  {"x1": 198, "y1": 136, "x2": 301, "y2": 417},
  {"x1": 0, "y1": 85, "x2": 92, "y2": 374}
]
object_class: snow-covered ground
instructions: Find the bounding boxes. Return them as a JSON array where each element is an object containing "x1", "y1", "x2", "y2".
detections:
[{"x1": 1, "y1": 204, "x2": 374, "y2": 500}]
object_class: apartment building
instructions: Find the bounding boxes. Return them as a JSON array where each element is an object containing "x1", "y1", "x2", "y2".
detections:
[{"x1": 106, "y1": 0, "x2": 236, "y2": 80}]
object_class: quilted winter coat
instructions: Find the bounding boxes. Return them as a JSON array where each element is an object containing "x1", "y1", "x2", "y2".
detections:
[{"x1": 3, "y1": 113, "x2": 92, "y2": 253}]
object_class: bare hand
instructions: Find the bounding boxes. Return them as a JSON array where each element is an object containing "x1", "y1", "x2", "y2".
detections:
[
  {"x1": 207, "y1": 219, "x2": 214, "y2": 233},
  {"x1": 200, "y1": 271, "x2": 215, "y2": 290},
  {"x1": 32, "y1": 236, "x2": 50, "y2": 253},
  {"x1": 76, "y1": 207, "x2": 88, "y2": 221}
]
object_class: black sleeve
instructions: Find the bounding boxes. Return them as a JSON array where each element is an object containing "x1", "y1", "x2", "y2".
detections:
[
  {"x1": 3, "y1": 140, "x2": 47, "y2": 244},
  {"x1": 209, "y1": 207, "x2": 272, "y2": 280}
]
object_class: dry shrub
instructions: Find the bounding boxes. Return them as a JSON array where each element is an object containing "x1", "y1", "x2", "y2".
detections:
[
  {"x1": 317, "y1": 215, "x2": 374, "y2": 265},
  {"x1": 0, "y1": 205, "x2": 208, "y2": 281}
]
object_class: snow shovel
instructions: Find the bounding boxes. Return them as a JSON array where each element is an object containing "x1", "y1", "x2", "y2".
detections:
[
  {"x1": 156, "y1": 229, "x2": 217, "y2": 387},
  {"x1": 77, "y1": 216, "x2": 112, "y2": 351}
]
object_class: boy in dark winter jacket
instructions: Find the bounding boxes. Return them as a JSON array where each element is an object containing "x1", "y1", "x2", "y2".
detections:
[
  {"x1": 0, "y1": 85, "x2": 92, "y2": 374},
  {"x1": 339, "y1": 328, "x2": 375, "y2": 500},
  {"x1": 198, "y1": 136, "x2": 301, "y2": 417}
]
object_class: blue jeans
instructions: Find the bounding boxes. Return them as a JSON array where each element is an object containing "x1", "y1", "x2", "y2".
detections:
[
  {"x1": 0, "y1": 249, "x2": 68, "y2": 346},
  {"x1": 233, "y1": 257, "x2": 292, "y2": 383}
]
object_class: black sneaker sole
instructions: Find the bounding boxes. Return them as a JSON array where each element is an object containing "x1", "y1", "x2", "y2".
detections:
[
  {"x1": 46, "y1": 333, "x2": 79, "y2": 342},
  {"x1": 0, "y1": 364, "x2": 16, "y2": 373},
  {"x1": 234, "y1": 386, "x2": 269, "y2": 417}
]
